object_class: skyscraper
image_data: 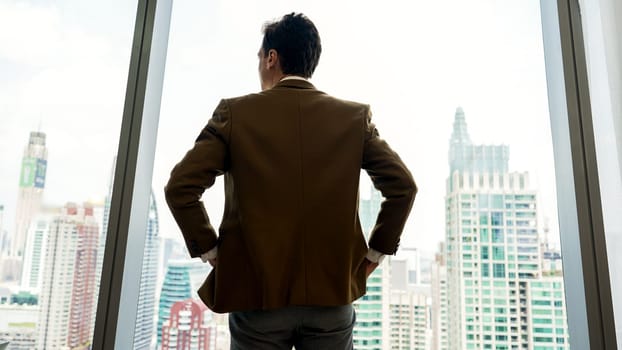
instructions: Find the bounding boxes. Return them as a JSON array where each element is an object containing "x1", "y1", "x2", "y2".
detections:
[
  {"x1": 431, "y1": 242, "x2": 449, "y2": 350},
  {"x1": 443, "y1": 107, "x2": 569, "y2": 349},
  {"x1": 157, "y1": 260, "x2": 211, "y2": 345},
  {"x1": 20, "y1": 216, "x2": 50, "y2": 292},
  {"x1": 161, "y1": 298, "x2": 215, "y2": 350},
  {"x1": 13, "y1": 132, "x2": 48, "y2": 260},
  {"x1": 0, "y1": 205, "x2": 8, "y2": 256},
  {"x1": 390, "y1": 249, "x2": 431, "y2": 349},
  {"x1": 390, "y1": 290, "x2": 429, "y2": 350},
  {"x1": 133, "y1": 192, "x2": 160, "y2": 350},
  {"x1": 0, "y1": 204, "x2": 12, "y2": 283},
  {"x1": 354, "y1": 188, "x2": 390, "y2": 350},
  {"x1": 2, "y1": 132, "x2": 47, "y2": 283},
  {"x1": 37, "y1": 203, "x2": 99, "y2": 350},
  {"x1": 95, "y1": 157, "x2": 161, "y2": 349}
]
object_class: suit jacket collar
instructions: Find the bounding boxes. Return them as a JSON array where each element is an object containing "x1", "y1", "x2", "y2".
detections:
[{"x1": 273, "y1": 79, "x2": 316, "y2": 90}]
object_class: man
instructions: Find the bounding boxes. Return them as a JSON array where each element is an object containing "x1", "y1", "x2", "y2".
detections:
[{"x1": 165, "y1": 13, "x2": 416, "y2": 350}]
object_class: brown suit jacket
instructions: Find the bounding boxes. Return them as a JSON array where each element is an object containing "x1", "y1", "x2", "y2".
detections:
[{"x1": 164, "y1": 79, "x2": 416, "y2": 313}]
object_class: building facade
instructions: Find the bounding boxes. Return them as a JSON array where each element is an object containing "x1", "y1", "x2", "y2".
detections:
[
  {"x1": 2, "y1": 132, "x2": 47, "y2": 283},
  {"x1": 36, "y1": 203, "x2": 98, "y2": 350},
  {"x1": 157, "y1": 260, "x2": 211, "y2": 345},
  {"x1": 390, "y1": 290, "x2": 429, "y2": 350},
  {"x1": 354, "y1": 188, "x2": 391, "y2": 350},
  {"x1": 431, "y1": 243, "x2": 448, "y2": 350},
  {"x1": 0, "y1": 205, "x2": 8, "y2": 256},
  {"x1": 20, "y1": 217, "x2": 49, "y2": 293},
  {"x1": 133, "y1": 192, "x2": 160, "y2": 350},
  {"x1": 444, "y1": 108, "x2": 569, "y2": 349},
  {"x1": 161, "y1": 298, "x2": 214, "y2": 350}
]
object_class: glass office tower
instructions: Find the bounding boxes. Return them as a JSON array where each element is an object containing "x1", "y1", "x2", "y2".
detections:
[{"x1": 444, "y1": 108, "x2": 569, "y2": 349}]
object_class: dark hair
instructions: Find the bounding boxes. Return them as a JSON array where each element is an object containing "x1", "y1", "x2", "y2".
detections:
[{"x1": 262, "y1": 13, "x2": 321, "y2": 78}]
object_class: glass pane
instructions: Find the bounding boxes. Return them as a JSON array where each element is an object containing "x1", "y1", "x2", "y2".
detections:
[
  {"x1": 0, "y1": 1, "x2": 137, "y2": 348},
  {"x1": 147, "y1": 1, "x2": 571, "y2": 349},
  {"x1": 579, "y1": 0, "x2": 622, "y2": 345}
]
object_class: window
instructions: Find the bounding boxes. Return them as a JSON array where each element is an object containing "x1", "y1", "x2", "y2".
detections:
[
  {"x1": 0, "y1": 2, "x2": 137, "y2": 348},
  {"x1": 7, "y1": 0, "x2": 618, "y2": 349}
]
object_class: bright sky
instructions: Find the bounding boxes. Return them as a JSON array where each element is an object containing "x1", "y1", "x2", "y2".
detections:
[{"x1": 0, "y1": 0, "x2": 560, "y2": 256}]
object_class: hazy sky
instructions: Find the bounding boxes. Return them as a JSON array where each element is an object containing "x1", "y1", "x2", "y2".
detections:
[{"x1": 0, "y1": 0, "x2": 560, "y2": 256}]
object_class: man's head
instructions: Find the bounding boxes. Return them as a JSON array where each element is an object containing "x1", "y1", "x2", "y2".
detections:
[{"x1": 258, "y1": 13, "x2": 322, "y2": 90}]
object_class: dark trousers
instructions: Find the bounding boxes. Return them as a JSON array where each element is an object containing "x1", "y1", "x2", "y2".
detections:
[{"x1": 229, "y1": 304, "x2": 355, "y2": 350}]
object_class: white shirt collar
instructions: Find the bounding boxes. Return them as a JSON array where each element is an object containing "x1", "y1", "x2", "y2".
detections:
[{"x1": 280, "y1": 75, "x2": 308, "y2": 82}]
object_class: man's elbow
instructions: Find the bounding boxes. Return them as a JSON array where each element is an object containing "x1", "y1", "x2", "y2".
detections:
[
  {"x1": 406, "y1": 174, "x2": 418, "y2": 201},
  {"x1": 164, "y1": 182, "x2": 181, "y2": 209}
]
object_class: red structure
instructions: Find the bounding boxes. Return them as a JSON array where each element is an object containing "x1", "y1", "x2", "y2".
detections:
[
  {"x1": 68, "y1": 203, "x2": 98, "y2": 348},
  {"x1": 161, "y1": 298, "x2": 214, "y2": 350}
]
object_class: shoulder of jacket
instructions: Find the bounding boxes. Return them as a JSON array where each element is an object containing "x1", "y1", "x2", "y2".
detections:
[{"x1": 223, "y1": 92, "x2": 262, "y2": 106}]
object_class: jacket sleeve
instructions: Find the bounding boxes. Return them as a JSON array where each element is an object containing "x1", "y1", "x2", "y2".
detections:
[
  {"x1": 164, "y1": 99, "x2": 231, "y2": 258},
  {"x1": 362, "y1": 106, "x2": 417, "y2": 255}
]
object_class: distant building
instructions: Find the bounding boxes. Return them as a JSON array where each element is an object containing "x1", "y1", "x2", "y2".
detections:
[
  {"x1": 159, "y1": 237, "x2": 187, "y2": 294},
  {"x1": 20, "y1": 217, "x2": 49, "y2": 293},
  {"x1": 0, "y1": 205, "x2": 8, "y2": 256},
  {"x1": 36, "y1": 203, "x2": 98, "y2": 350},
  {"x1": 390, "y1": 287, "x2": 430, "y2": 350},
  {"x1": 354, "y1": 188, "x2": 390, "y2": 350},
  {"x1": 443, "y1": 107, "x2": 569, "y2": 349},
  {"x1": 133, "y1": 192, "x2": 160, "y2": 350},
  {"x1": 431, "y1": 243, "x2": 448, "y2": 350},
  {"x1": 2, "y1": 132, "x2": 47, "y2": 283},
  {"x1": 391, "y1": 258, "x2": 409, "y2": 292},
  {"x1": 157, "y1": 260, "x2": 211, "y2": 345},
  {"x1": 161, "y1": 299, "x2": 215, "y2": 350},
  {"x1": 393, "y1": 246, "x2": 426, "y2": 289}
]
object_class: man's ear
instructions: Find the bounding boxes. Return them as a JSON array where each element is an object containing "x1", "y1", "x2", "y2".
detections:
[{"x1": 267, "y1": 49, "x2": 278, "y2": 69}]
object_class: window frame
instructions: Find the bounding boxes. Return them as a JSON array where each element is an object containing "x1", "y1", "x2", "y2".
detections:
[{"x1": 92, "y1": 0, "x2": 618, "y2": 348}]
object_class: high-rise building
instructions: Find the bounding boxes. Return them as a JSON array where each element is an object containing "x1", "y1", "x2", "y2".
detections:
[
  {"x1": 0, "y1": 205, "x2": 8, "y2": 256},
  {"x1": 157, "y1": 260, "x2": 211, "y2": 345},
  {"x1": 397, "y1": 247, "x2": 423, "y2": 285},
  {"x1": 133, "y1": 192, "x2": 160, "y2": 350},
  {"x1": 13, "y1": 132, "x2": 47, "y2": 260},
  {"x1": 20, "y1": 216, "x2": 50, "y2": 293},
  {"x1": 1, "y1": 132, "x2": 47, "y2": 284},
  {"x1": 526, "y1": 279, "x2": 568, "y2": 348},
  {"x1": 161, "y1": 298, "x2": 215, "y2": 350},
  {"x1": 431, "y1": 243, "x2": 448, "y2": 350},
  {"x1": 390, "y1": 258, "x2": 409, "y2": 292},
  {"x1": 158, "y1": 237, "x2": 187, "y2": 299},
  {"x1": 354, "y1": 188, "x2": 390, "y2": 350},
  {"x1": 443, "y1": 107, "x2": 569, "y2": 349},
  {"x1": 390, "y1": 289, "x2": 429, "y2": 350},
  {"x1": 37, "y1": 203, "x2": 99, "y2": 350},
  {"x1": 0, "y1": 204, "x2": 14, "y2": 284}
]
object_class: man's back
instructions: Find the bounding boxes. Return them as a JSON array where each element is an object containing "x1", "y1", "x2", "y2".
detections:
[
  {"x1": 165, "y1": 78, "x2": 415, "y2": 313},
  {"x1": 213, "y1": 78, "x2": 371, "y2": 311}
]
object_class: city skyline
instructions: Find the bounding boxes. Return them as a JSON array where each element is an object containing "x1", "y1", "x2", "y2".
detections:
[{"x1": 0, "y1": 108, "x2": 568, "y2": 350}]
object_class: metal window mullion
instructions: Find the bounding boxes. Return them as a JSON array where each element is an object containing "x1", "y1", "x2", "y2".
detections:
[
  {"x1": 544, "y1": 0, "x2": 618, "y2": 348},
  {"x1": 92, "y1": 0, "x2": 172, "y2": 349},
  {"x1": 564, "y1": 0, "x2": 618, "y2": 348}
]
